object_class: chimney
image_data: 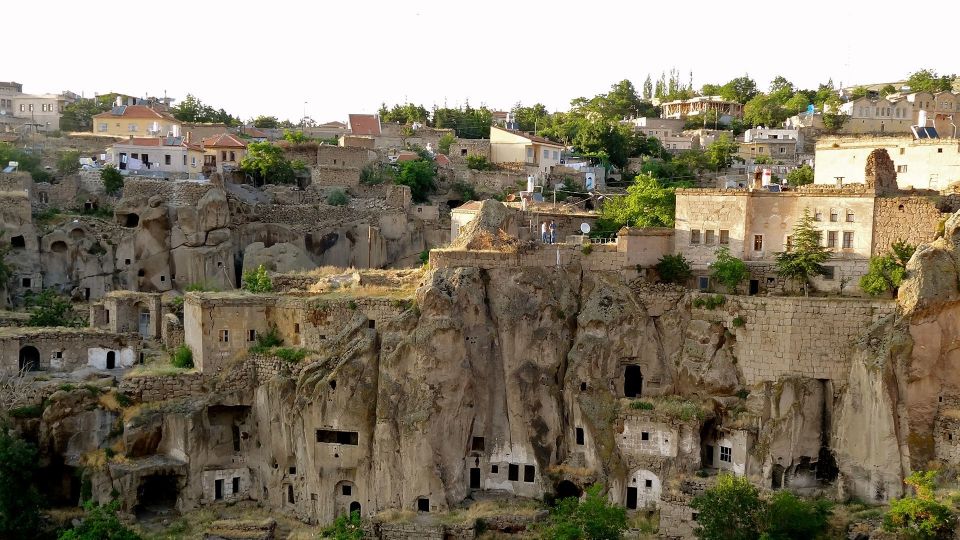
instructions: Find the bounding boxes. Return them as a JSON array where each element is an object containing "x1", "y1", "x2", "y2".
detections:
[{"x1": 186, "y1": 131, "x2": 191, "y2": 143}]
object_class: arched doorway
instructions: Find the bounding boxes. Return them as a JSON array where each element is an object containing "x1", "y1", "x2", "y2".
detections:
[
  {"x1": 555, "y1": 480, "x2": 582, "y2": 501},
  {"x1": 349, "y1": 501, "x2": 361, "y2": 516},
  {"x1": 624, "y1": 365, "x2": 643, "y2": 397},
  {"x1": 19, "y1": 346, "x2": 40, "y2": 372},
  {"x1": 106, "y1": 351, "x2": 116, "y2": 369}
]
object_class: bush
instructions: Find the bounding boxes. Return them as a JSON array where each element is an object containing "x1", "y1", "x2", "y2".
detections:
[
  {"x1": 538, "y1": 484, "x2": 626, "y2": 540},
  {"x1": 249, "y1": 327, "x2": 283, "y2": 355},
  {"x1": 735, "y1": 388, "x2": 750, "y2": 399},
  {"x1": 242, "y1": 265, "x2": 273, "y2": 293},
  {"x1": 709, "y1": 247, "x2": 749, "y2": 293},
  {"x1": 581, "y1": 243, "x2": 593, "y2": 255},
  {"x1": 465, "y1": 154, "x2": 493, "y2": 170},
  {"x1": 274, "y1": 347, "x2": 309, "y2": 363},
  {"x1": 26, "y1": 289, "x2": 82, "y2": 327},
  {"x1": 360, "y1": 163, "x2": 395, "y2": 185},
  {"x1": 171, "y1": 345, "x2": 193, "y2": 368},
  {"x1": 8, "y1": 403, "x2": 45, "y2": 418},
  {"x1": 319, "y1": 510, "x2": 363, "y2": 539},
  {"x1": 451, "y1": 181, "x2": 478, "y2": 202},
  {"x1": 58, "y1": 499, "x2": 141, "y2": 540},
  {"x1": 884, "y1": 471, "x2": 956, "y2": 540},
  {"x1": 57, "y1": 150, "x2": 82, "y2": 176},
  {"x1": 693, "y1": 294, "x2": 726, "y2": 310},
  {"x1": 437, "y1": 133, "x2": 456, "y2": 155},
  {"x1": 630, "y1": 401, "x2": 654, "y2": 410},
  {"x1": 326, "y1": 189, "x2": 349, "y2": 206},
  {"x1": 101, "y1": 165, "x2": 124, "y2": 195},
  {"x1": 786, "y1": 164, "x2": 814, "y2": 187},
  {"x1": 732, "y1": 316, "x2": 745, "y2": 327},
  {"x1": 394, "y1": 159, "x2": 436, "y2": 202},
  {"x1": 764, "y1": 491, "x2": 832, "y2": 540},
  {"x1": 419, "y1": 250, "x2": 429, "y2": 265},
  {"x1": 691, "y1": 474, "x2": 764, "y2": 540},
  {"x1": 656, "y1": 253, "x2": 693, "y2": 284},
  {"x1": 0, "y1": 431, "x2": 43, "y2": 538}
]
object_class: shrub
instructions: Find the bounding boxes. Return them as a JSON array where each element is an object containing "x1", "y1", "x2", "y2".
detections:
[
  {"x1": 451, "y1": 181, "x2": 478, "y2": 202},
  {"x1": 171, "y1": 345, "x2": 193, "y2": 369},
  {"x1": 538, "y1": 484, "x2": 627, "y2": 540},
  {"x1": 249, "y1": 327, "x2": 283, "y2": 355},
  {"x1": 274, "y1": 347, "x2": 308, "y2": 363},
  {"x1": 0, "y1": 431, "x2": 43, "y2": 538},
  {"x1": 709, "y1": 247, "x2": 749, "y2": 293},
  {"x1": 693, "y1": 294, "x2": 726, "y2": 310},
  {"x1": 764, "y1": 491, "x2": 832, "y2": 540},
  {"x1": 26, "y1": 289, "x2": 82, "y2": 327},
  {"x1": 57, "y1": 150, "x2": 82, "y2": 176},
  {"x1": 630, "y1": 401, "x2": 654, "y2": 410},
  {"x1": 8, "y1": 403, "x2": 45, "y2": 418},
  {"x1": 884, "y1": 471, "x2": 956, "y2": 540},
  {"x1": 581, "y1": 243, "x2": 593, "y2": 255},
  {"x1": 735, "y1": 389, "x2": 750, "y2": 399},
  {"x1": 419, "y1": 250, "x2": 429, "y2": 265},
  {"x1": 319, "y1": 510, "x2": 363, "y2": 539},
  {"x1": 437, "y1": 133, "x2": 456, "y2": 155},
  {"x1": 691, "y1": 474, "x2": 765, "y2": 540},
  {"x1": 732, "y1": 316, "x2": 745, "y2": 327},
  {"x1": 58, "y1": 499, "x2": 141, "y2": 540},
  {"x1": 242, "y1": 265, "x2": 273, "y2": 293},
  {"x1": 101, "y1": 165, "x2": 124, "y2": 195},
  {"x1": 465, "y1": 154, "x2": 493, "y2": 170},
  {"x1": 360, "y1": 163, "x2": 395, "y2": 185},
  {"x1": 394, "y1": 159, "x2": 436, "y2": 202},
  {"x1": 114, "y1": 392, "x2": 133, "y2": 407},
  {"x1": 656, "y1": 253, "x2": 692, "y2": 284},
  {"x1": 326, "y1": 189, "x2": 349, "y2": 206}
]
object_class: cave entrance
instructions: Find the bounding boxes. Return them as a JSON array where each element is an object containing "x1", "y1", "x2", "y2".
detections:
[
  {"x1": 349, "y1": 501, "x2": 361, "y2": 516},
  {"x1": 135, "y1": 475, "x2": 179, "y2": 520},
  {"x1": 470, "y1": 467, "x2": 481, "y2": 489},
  {"x1": 106, "y1": 351, "x2": 116, "y2": 370},
  {"x1": 555, "y1": 480, "x2": 582, "y2": 501},
  {"x1": 18, "y1": 346, "x2": 40, "y2": 372},
  {"x1": 772, "y1": 464, "x2": 785, "y2": 489},
  {"x1": 124, "y1": 213, "x2": 140, "y2": 228},
  {"x1": 624, "y1": 365, "x2": 643, "y2": 397},
  {"x1": 626, "y1": 487, "x2": 638, "y2": 509}
]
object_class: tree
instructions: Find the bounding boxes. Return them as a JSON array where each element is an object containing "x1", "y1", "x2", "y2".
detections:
[
  {"x1": 101, "y1": 165, "x2": 124, "y2": 195},
  {"x1": 598, "y1": 173, "x2": 678, "y2": 230},
  {"x1": 253, "y1": 115, "x2": 279, "y2": 129},
  {"x1": 769, "y1": 75, "x2": 794, "y2": 95},
  {"x1": 786, "y1": 164, "x2": 814, "y2": 187},
  {"x1": 704, "y1": 135, "x2": 741, "y2": 172},
  {"x1": 59, "y1": 499, "x2": 141, "y2": 540},
  {"x1": 880, "y1": 84, "x2": 898, "y2": 97},
  {"x1": 860, "y1": 241, "x2": 915, "y2": 296},
  {"x1": 512, "y1": 103, "x2": 550, "y2": 133},
  {"x1": 848, "y1": 86, "x2": 869, "y2": 100},
  {"x1": 60, "y1": 98, "x2": 111, "y2": 132},
  {"x1": 691, "y1": 474, "x2": 764, "y2": 540},
  {"x1": 395, "y1": 159, "x2": 436, "y2": 202},
  {"x1": 465, "y1": 154, "x2": 492, "y2": 171},
  {"x1": 242, "y1": 265, "x2": 273, "y2": 293},
  {"x1": 906, "y1": 69, "x2": 956, "y2": 93},
  {"x1": 656, "y1": 254, "x2": 692, "y2": 285},
  {"x1": 437, "y1": 133, "x2": 455, "y2": 155},
  {"x1": 720, "y1": 76, "x2": 758, "y2": 104},
  {"x1": 884, "y1": 471, "x2": 955, "y2": 540},
  {"x1": 783, "y1": 93, "x2": 810, "y2": 116},
  {"x1": 0, "y1": 430, "x2": 42, "y2": 538},
  {"x1": 27, "y1": 289, "x2": 82, "y2": 327},
  {"x1": 743, "y1": 93, "x2": 786, "y2": 128},
  {"x1": 239, "y1": 142, "x2": 295, "y2": 185},
  {"x1": 57, "y1": 150, "x2": 82, "y2": 176},
  {"x1": 642, "y1": 75, "x2": 653, "y2": 100},
  {"x1": 709, "y1": 247, "x2": 749, "y2": 293},
  {"x1": 538, "y1": 484, "x2": 626, "y2": 540},
  {"x1": 763, "y1": 491, "x2": 831, "y2": 540},
  {"x1": 283, "y1": 129, "x2": 310, "y2": 144},
  {"x1": 774, "y1": 209, "x2": 831, "y2": 295},
  {"x1": 821, "y1": 95, "x2": 849, "y2": 132},
  {"x1": 319, "y1": 510, "x2": 363, "y2": 539}
]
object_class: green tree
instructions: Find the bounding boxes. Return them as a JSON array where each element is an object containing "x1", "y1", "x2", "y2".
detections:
[
  {"x1": 437, "y1": 133, "x2": 455, "y2": 155},
  {"x1": 642, "y1": 75, "x2": 654, "y2": 100},
  {"x1": 239, "y1": 142, "x2": 295, "y2": 185},
  {"x1": 720, "y1": 75, "x2": 759, "y2": 104},
  {"x1": 884, "y1": 471, "x2": 955, "y2": 540},
  {"x1": 101, "y1": 165, "x2": 124, "y2": 195},
  {"x1": 59, "y1": 499, "x2": 141, "y2": 540},
  {"x1": 821, "y1": 95, "x2": 849, "y2": 132},
  {"x1": 774, "y1": 209, "x2": 831, "y2": 295},
  {"x1": 27, "y1": 289, "x2": 82, "y2": 327},
  {"x1": 539, "y1": 484, "x2": 626, "y2": 540},
  {"x1": 763, "y1": 491, "x2": 832, "y2": 540},
  {"x1": 860, "y1": 241, "x2": 915, "y2": 296},
  {"x1": 242, "y1": 265, "x2": 273, "y2": 293},
  {"x1": 743, "y1": 93, "x2": 787, "y2": 127},
  {"x1": 880, "y1": 84, "x2": 898, "y2": 97},
  {"x1": 691, "y1": 474, "x2": 764, "y2": 540},
  {"x1": 253, "y1": 115, "x2": 279, "y2": 129},
  {"x1": 709, "y1": 247, "x2": 749, "y2": 293},
  {"x1": 848, "y1": 86, "x2": 869, "y2": 100},
  {"x1": 60, "y1": 99, "x2": 111, "y2": 132},
  {"x1": 0, "y1": 430, "x2": 43, "y2": 538},
  {"x1": 512, "y1": 102, "x2": 550, "y2": 133},
  {"x1": 598, "y1": 173, "x2": 678, "y2": 230},
  {"x1": 906, "y1": 69, "x2": 956, "y2": 93},
  {"x1": 705, "y1": 135, "x2": 741, "y2": 172},
  {"x1": 57, "y1": 150, "x2": 82, "y2": 176},
  {"x1": 465, "y1": 154, "x2": 492, "y2": 170},
  {"x1": 395, "y1": 159, "x2": 436, "y2": 202},
  {"x1": 326, "y1": 189, "x2": 349, "y2": 206},
  {"x1": 786, "y1": 164, "x2": 814, "y2": 186},
  {"x1": 282, "y1": 129, "x2": 310, "y2": 144},
  {"x1": 783, "y1": 93, "x2": 811, "y2": 116},
  {"x1": 318, "y1": 510, "x2": 364, "y2": 539},
  {"x1": 656, "y1": 254, "x2": 692, "y2": 284}
]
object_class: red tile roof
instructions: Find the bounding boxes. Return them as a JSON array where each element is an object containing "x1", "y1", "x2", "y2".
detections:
[
  {"x1": 240, "y1": 126, "x2": 268, "y2": 138},
  {"x1": 434, "y1": 153, "x2": 451, "y2": 166},
  {"x1": 349, "y1": 114, "x2": 381, "y2": 136},
  {"x1": 202, "y1": 133, "x2": 246, "y2": 149},
  {"x1": 93, "y1": 105, "x2": 178, "y2": 121},
  {"x1": 395, "y1": 151, "x2": 420, "y2": 162}
]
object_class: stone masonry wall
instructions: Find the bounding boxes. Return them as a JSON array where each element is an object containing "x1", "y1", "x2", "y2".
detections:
[
  {"x1": 120, "y1": 178, "x2": 213, "y2": 207},
  {"x1": 310, "y1": 166, "x2": 361, "y2": 188},
  {"x1": 430, "y1": 244, "x2": 637, "y2": 274},
  {"x1": 694, "y1": 295, "x2": 896, "y2": 385},
  {"x1": 872, "y1": 196, "x2": 946, "y2": 255},
  {"x1": 119, "y1": 372, "x2": 204, "y2": 402}
]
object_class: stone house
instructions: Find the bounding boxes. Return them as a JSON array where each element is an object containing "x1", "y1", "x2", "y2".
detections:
[
  {"x1": 0, "y1": 327, "x2": 140, "y2": 374},
  {"x1": 89, "y1": 291, "x2": 163, "y2": 340},
  {"x1": 201, "y1": 133, "x2": 247, "y2": 175},
  {"x1": 106, "y1": 136, "x2": 205, "y2": 176},
  {"x1": 813, "y1": 135, "x2": 960, "y2": 191},
  {"x1": 93, "y1": 105, "x2": 182, "y2": 138}
]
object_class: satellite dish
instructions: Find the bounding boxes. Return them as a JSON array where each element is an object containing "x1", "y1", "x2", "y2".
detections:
[
  {"x1": 580, "y1": 223, "x2": 591, "y2": 234},
  {"x1": 532, "y1": 193, "x2": 544, "y2": 203}
]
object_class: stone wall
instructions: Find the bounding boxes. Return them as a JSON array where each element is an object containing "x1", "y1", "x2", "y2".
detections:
[
  {"x1": 429, "y1": 244, "x2": 637, "y2": 274},
  {"x1": 317, "y1": 146, "x2": 375, "y2": 168},
  {"x1": 453, "y1": 168, "x2": 527, "y2": 193},
  {"x1": 658, "y1": 499, "x2": 697, "y2": 539},
  {"x1": 694, "y1": 294, "x2": 896, "y2": 384},
  {"x1": 119, "y1": 371, "x2": 204, "y2": 401},
  {"x1": 872, "y1": 196, "x2": 946, "y2": 255},
  {"x1": 120, "y1": 178, "x2": 213, "y2": 207},
  {"x1": 934, "y1": 413, "x2": 960, "y2": 463},
  {"x1": 310, "y1": 166, "x2": 361, "y2": 188}
]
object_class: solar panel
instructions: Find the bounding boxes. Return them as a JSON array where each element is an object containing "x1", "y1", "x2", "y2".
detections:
[
  {"x1": 111, "y1": 105, "x2": 126, "y2": 116},
  {"x1": 911, "y1": 126, "x2": 940, "y2": 139},
  {"x1": 1, "y1": 166, "x2": 14, "y2": 173}
]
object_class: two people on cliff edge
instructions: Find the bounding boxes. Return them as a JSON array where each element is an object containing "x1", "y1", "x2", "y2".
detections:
[{"x1": 541, "y1": 221, "x2": 558, "y2": 244}]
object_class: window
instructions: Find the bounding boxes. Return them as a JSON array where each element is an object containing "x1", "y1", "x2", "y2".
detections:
[
  {"x1": 508, "y1": 464, "x2": 519, "y2": 481},
  {"x1": 491, "y1": 465, "x2": 498, "y2": 474},
  {"x1": 576, "y1": 427, "x2": 584, "y2": 445},
  {"x1": 471, "y1": 437, "x2": 485, "y2": 452},
  {"x1": 230, "y1": 151, "x2": 236, "y2": 161},
  {"x1": 315, "y1": 429, "x2": 359, "y2": 445},
  {"x1": 698, "y1": 276, "x2": 709, "y2": 291},
  {"x1": 641, "y1": 432, "x2": 650, "y2": 441},
  {"x1": 690, "y1": 230, "x2": 701, "y2": 244},
  {"x1": 191, "y1": 157, "x2": 197, "y2": 167},
  {"x1": 342, "y1": 485, "x2": 352, "y2": 496},
  {"x1": 523, "y1": 465, "x2": 535, "y2": 482},
  {"x1": 55, "y1": 351, "x2": 62, "y2": 358},
  {"x1": 183, "y1": 155, "x2": 187, "y2": 166},
  {"x1": 215, "y1": 479, "x2": 224, "y2": 500},
  {"x1": 704, "y1": 230, "x2": 715, "y2": 245},
  {"x1": 232, "y1": 477, "x2": 240, "y2": 494},
  {"x1": 222, "y1": 151, "x2": 227, "y2": 161},
  {"x1": 128, "y1": 124, "x2": 137, "y2": 132},
  {"x1": 827, "y1": 231, "x2": 837, "y2": 248},
  {"x1": 897, "y1": 165, "x2": 908, "y2": 173},
  {"x1": 938, "y1": 148, "x2": 943, "y2": 153},
  {"x1": 19, "y1": 104, "x2": 24, "y2": 112},
  {"x1": 814, "y1": 210, "x2": 823, "y2": 221},
  {"x1": 219, "y1": 329, "x2": 229, "y2": 342},
  {"x1": 165, "y1": 154, "x2": 171, "y2": 165},
  {"x1": 779, "y1": 147, "x2": 785, "y2": 154},
  {"x1": 842, "y1": 231, "x2": 854, "y2": 249},
  {"x1": 829, "y1": 209, "x2": 838, "y2": 222},
  {"x1": 719, "y1": 446, "x2": 732, "y2": 463},
  {"x1": 846, "y1": 211, "x2": 854, "y2": 222},
  {"x1": 822, "y1": 266, "x2": 836, "y2": 280},
  {"x1": 753, "y1": 235, "x2": 763, "y2": 251},
  {"x1": 542, "y1": 149, "x2": 549, "y2": 159},
  {"x1": 526, "y1": 147, "x2": 533, "y2": 159},
  {"x1": 552, "y1": 151, "x2": 558, "y2": 160},
  {"x1": 294, "y1": 323, "x2": 300, "y2": 334},
  {"x1": 247, "y1": 329, "x2": 257, "y2": 342},
  {"x1": 28, "y1": 104, "x2": 33, "y2": 112},
  {"x1": 645, "y1": 479, "x2": 653, "y2": 489},
  {"x1": 719, "y1": 230, "x2": 729, "y2": 245}
]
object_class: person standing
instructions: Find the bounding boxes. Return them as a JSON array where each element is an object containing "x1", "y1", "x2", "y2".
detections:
[
  {"x1": 541, "y1": 221, "x2": 548, "y2": 243},
  {"x1": 550, "y1": 220, "x2": 558, "y2": 244}
]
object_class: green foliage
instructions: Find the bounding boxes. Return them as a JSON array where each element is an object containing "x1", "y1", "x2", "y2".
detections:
[
  {"x1": 880, "y1": 84, "x2": 898, "y2": 97},
  {"x1": 849, "y1": 86, "x2": 869, "y2": 100},
  {"x1": 719, "y1": 75, "x2": 759, "y2": 104},
  {"x1": 378, "y1": 102, "x2": 430, "y2": 125},
  {"x1": 359, "y1": 163, "x2": 395, "y2": 185},
  {"x1": 630, "y1": 400, "x2": 654, "y2": 410},
  {"x1": 171, "y1": 345, "x2": 193, "y2": 369},
  {"x1": 786, "y1": 164, "x2": 814, "y2": 187},
  {"x1": 451, "y1": 181, "x2": 478, "y2": 202},
  {"x1": 9, "y1": 402, "x2": 45, "y2": 418},
  {"x1": 511, "y1": 103, "x2": 551, "y2": 133},
  {"x1": 419, "y1": 250, "x2": 430, "y2": 265},
  {"x1": 253, "y1": 115, "x2": 279, "y2": 129},
  {"x1": 239, "y1": 142, "x2": 296, "y2": 185},
  {"x1": 170, "y1": 94, "x2": 239, "y2": 125},
  {"x1": 437, "y1": 132, "x2": 455, "y2": 155},
  {"x1": 884, "y1": 471, "x2": 955, "y2": 540},
  {"x1": 709, "y1": 247, "x2": 749, "y2": 292},
  {"x1": 598, "y1": 173, "x2": 679, "y2": 231},
  {"x1": 395, "y1": 159, "x2": 436, "y2": 203},
  {"x1": 274, "y1": 347, "x2": 309, "y2": 363},
  {"x1": 704, "y1": 134, "x2": 741, "y2": 172},
  {"x1": 693, "y1": 294, "x2": 726, "y2": 310},
  {"x1": 656, "y1": 254, "x2": 693, "y2": 284},
  {"x1": 0, "y1": 143, "x2": 47, "y2": 182},
  {"x1": 248, "y1": 327, "x2": 283, "y2": 355},
  {"x1": 906, "y1": 69, "x2": 956, "y2": 93},
  {"x1": 58, "y1": 499, "x2": 141, "y2": 540},
  {"x1": 101, "y1": 165, "x2": 124, "y2": 195},
  {"x1": 319, "y1": 510, "x2": 364, "y2": 539},
  {"x1": 860, "y1": 241, "x2": 915, "y2": 296},
  {"x1": 242, "y1": 265, "x2": 273, "y2": 293},
  {"x1": 821, "y1": 95, "x2": 850, "y2": 132},
  {"x1": 26, "y1": 289, "x2": 82, "y2": 327},
  {"x1": 691, "y1": 474, "x2": 764, "y2": 540},
  {"x1": 732, "y1": 316, "x2": 745, "y2": 328},
  {"x1": 326, "y1": 189, "x2": 350, "y2": 206},
  {"x1": 763, "y1": 491, "x2": 832, "y2": 540},
  {"x1": 431, "y1": 104, "x2": 493, "y2": 139},
  {"x1": 465, "y1": 154, "x2": 493, "y2": 170},
  {"x1": 774, "y1": 209, "x2": 831, "y2": 294},
  {"x1": 735, "y1": 388, "x2": 749, "y2": 398},
  {"x1": 539, "y1": 484, "x2": 627, "y2": 540},
  {"x1": 61, "y1": 98, "x2": 112, "y2": 132},
  {"x1": 581, "y1": 243, "x2": 593, "y2": 255},
  {"x1": 282, "y1": 129, "x2": 310, "y2": 144},
  {"x1": 57, "y1": 150, "x2": 82, "y2": 176},
  {"x1": 0, "y1": 430, "x2": 43, "y2": 537}
]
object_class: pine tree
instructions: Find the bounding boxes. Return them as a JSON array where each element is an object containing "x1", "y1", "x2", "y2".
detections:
[
  {"x1": 775, "y1": 209, "x2": 831, "y2": 296},
  {"x1": 642, "y1": 75, "x2": 653, "y2": 100}
]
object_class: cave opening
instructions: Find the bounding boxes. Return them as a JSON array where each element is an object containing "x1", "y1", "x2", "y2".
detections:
[
  {"x1": 124, "y1": 214, "x2": 140, "y2": 228},
  {"x1": 624, "y1": 365, "x2": 643, "y2": 397},
  {"x1": 134, "y1": 475, "x2": 179, "y2": 519},
  {"x1": 555, "y1": 480, "x2": 582, "y2": 500}
]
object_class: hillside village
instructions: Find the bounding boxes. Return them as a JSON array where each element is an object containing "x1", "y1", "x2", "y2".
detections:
[{"x1": 1, "y1": 68, "x2": 960, "y2": 540}]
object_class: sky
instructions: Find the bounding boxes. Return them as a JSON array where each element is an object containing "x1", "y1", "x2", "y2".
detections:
[{"x1": 9, "y1": 0, "x2": 960, "y2": 123}]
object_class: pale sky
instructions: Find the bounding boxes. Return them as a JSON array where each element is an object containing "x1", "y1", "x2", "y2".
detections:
[{"x1": 9, "y1": 0, "x2": 959, "y2": 123}]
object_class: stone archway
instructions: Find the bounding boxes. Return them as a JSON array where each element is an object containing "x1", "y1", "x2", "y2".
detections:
[
  {"x1": 19, "y1": 346, "x2": 40, "y2": 372},
  {"x1": 349, "y1": 501, "x2": 361, "y2": 516}
]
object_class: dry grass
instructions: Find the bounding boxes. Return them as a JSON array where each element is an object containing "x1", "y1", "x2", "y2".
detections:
[
  {"x1": 124, "y1": 360, "x2": 193, "y2": 379},
  {"x1": 98, "y1": 391, "x2": 122, "y2": 412},
  {"x1": 135, "y1": 501, "x2": 326, "y2": 540},
  {"x1": 438, "y1": 498, "x2": 544, "y2": 526},
  {"x1": 305, "y1": 284, "x2": 417, "y2": 301},
  {"x1": 374, "y1": 508, "x2": 417, "y2": 524},
  {"x1": 545, "y1": 464, "x2": 594, "y2": 479}
]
